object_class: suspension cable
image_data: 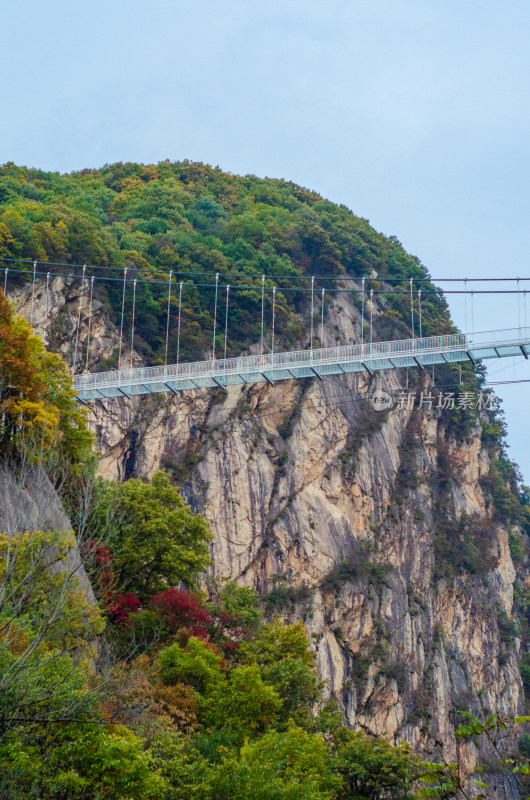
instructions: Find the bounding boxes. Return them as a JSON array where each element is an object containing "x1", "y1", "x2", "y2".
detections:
[
  {"x1": 177, "y1": 282, "x2": 183, "y2": 365},
  {"x1": 212, "y1": 273, "x2": 219, "y2": 362},
  {"x1": 1, "y1": 261, "x2": 529, "y2": 296},
  {"x1": 118, "y1": 267, "x2": 128, "y2": 369},
  {"x1": 130, "y1": 279, "x2": 137, "y2": 371},
  {"x1": 261, "y1": 274, "x2": 265, "y2": 357},
  {"x1": 85, "y1": 276, "x2": 94, "y2": 373},
  {"x1": 5, "y1": 255, "x2": 530, "y2": 286},
  {"x1": 471, "y1": 291, "x2": 474, "y2": 331},
  {"x1": 224, "y1": 285, "x2": 230, "y2": 360},
  {"x1": 43, "y1": 272, "x2": 50, "y2": 340},
  {"x1": 321, "y1": 288, "x2": 325, "y2": 351},
  {"x1": 272, "y1": 287, "x2": 276, "y2": 365},
  {"x1": 418, "y1": 289, "x2": 422, "y2": 338},
  {"x1": 165, "y1": 270, "x2": 173, "y2": 370},
  {"x1": 30, "y1": 260, "x2": 37, "y2": 325},
  {"x1": 361, "y1": 277, "x2": 365, "y2": 345},
  {"x1": 73, "y1": 264, "x2": 86, "y2": 372}
]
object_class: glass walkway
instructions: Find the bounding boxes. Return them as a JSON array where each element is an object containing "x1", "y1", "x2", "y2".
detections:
[{"x1": 73, "y1": 327, "x2": 530, "y2": 402}]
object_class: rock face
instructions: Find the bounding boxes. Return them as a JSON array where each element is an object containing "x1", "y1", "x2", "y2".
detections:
[
  {"x1": 0, "y1": 464, "x2": 98, "y2": 614},
  {"x1": 12, "y1": 276, "x2": 525, "y2": 798}
]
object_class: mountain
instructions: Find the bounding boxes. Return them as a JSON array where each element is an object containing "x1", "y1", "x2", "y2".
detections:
[{"x1": 2, "y1": 161, "x2": 529, "y2": 797}]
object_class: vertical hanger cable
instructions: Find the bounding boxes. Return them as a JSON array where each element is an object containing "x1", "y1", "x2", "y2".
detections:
[
  {"x1": 212, "y1": 273, "x2": 219, "y2": 361},
  {"x1": 310, "y1": 276, "x2": 314, "y2": 355},
  {"x1": 410, "y1": 278, "x2": 414, "y2": 340},
  {"x1": 321, "y1": 288, "x2": 325, "y2": 352},
  {"x1": 464, "y1": 278, "x2": 468, "y2": 334},
  {"x1": 271, "y1": 287, "x2": 276, "y2": 365},
  {"x1": 73, "y1": 264, "x2": 86, "y2": 372},
  {"x1": 260, "y1": 275, "x2": 265, "y2": 359},
  {"x1": 165, "y1": 270, "x2": 173, "y2": 370},
  {"x1": 85, "y1": 276, "x2": 94, "y2": 373},
  {"x1": 130, "y1": 279, "x2": 137, "y2": 371},
  {"x1": 43, "y1": 272, "x2": 50, "y2": 340},
  {"x1": 30, "y1": 260, "x2": 37, "y2": 325},
  {"x1": 118, "y1": 268, "x2": 128, "y2": 369},
  {"x1": 224, "y1": 285, "x2": 230, "y2": 360},
  {"x1": 370, "y1": 288, "x2": 373, "y2": 345},
  {"x1": 361, "y1": 277, "x2": 365, "y2": 346},
  {"x1": 177, "y1": 282, "x2": 183, "y2": 366}
]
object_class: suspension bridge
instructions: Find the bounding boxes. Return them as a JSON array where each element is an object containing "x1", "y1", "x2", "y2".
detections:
[
  {"x1": 2, "y1": 258, "x2": 530, "y2": 403},
  {"x1": 72, "y1": 327, "x2": 530, "y2": 401}
]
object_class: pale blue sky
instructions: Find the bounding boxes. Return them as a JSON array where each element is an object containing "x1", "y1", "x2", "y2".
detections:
[{"x1": 2, "y1": 0, "x2": 530, "y2": 477}]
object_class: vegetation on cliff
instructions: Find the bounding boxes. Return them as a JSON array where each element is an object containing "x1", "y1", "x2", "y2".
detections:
[{"x1": 0, "y1": 160, "x2": 454, "y2": 365}]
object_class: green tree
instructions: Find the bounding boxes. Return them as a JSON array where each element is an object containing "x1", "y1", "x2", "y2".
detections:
[
  {"x1": 0, "y1": 723, "x2": 167, "y2": 799},
  {"x1": 241, "y1": 617, "x2": 320, "y2": 727},
  {"x1": 158, "y1": 637, "x2": 223, "y2": 694},
  {"x1": 212, "y1": 721, "x2": 340, "y2": 800},
  {"x1": 334, "y1": 731, "x2": 417, "y2": 800},
  {"x1": 98, "y1": 471, "x2": 212, "y2": 600},
  {"x1": 201, "y1": 664, "x2": 282, "y2": 742},
  {"x1": 0, "y1": 521, "x2": 167, "y2": 799}
]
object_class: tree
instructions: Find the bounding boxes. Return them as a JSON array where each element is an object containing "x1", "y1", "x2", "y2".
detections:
[
  {"x1": 0, "y1": 523, "x2": 104, "y2": 738},
  {"x1": 211, "y1": 721, "x2": 340, "y2": 800},
  {"x1": 417, "y1": 712, "x2": 530, "y2": 800},
  {"x1": 0, "y1": 719, "x2": 167, "y2": 799},
  {"x1": 334, "y1": 731, "x2": 417, "y2": 800},
  {"x1": 201, "y1": 664, "x2": 282, "y2": 742},
  {"x1": 0, "y1": 290, "x2": 94, "y2": 473},
  {"x1": 158, "y1": 637, "x2": 224, "y2": 695},
  {"x1": 96, "y1": 471, "x2": 212, "y2": 601},
  {"x1": 240, "y1": 617, "x2": 320, "y2": 727},
  {"x1": 0, "y1": 500, "x2": 167, "y2": 798}
]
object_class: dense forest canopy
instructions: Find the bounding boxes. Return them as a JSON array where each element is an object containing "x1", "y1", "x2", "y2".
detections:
[{"x1": 0, "y1": 161, "x2": 452, "y2": 365}]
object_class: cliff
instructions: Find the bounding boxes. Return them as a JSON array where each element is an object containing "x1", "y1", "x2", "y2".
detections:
[{"x1": 10, "y1": 273, "x2": 526, "y2": 798}]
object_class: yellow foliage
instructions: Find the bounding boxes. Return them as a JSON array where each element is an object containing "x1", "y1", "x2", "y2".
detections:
[{"x1": 0, "y1": 529, "x2": 105, "y2": 648}]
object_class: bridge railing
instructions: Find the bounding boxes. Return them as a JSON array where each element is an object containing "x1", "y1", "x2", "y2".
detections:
[
  {"x1": 466, "y1": 327, "x2": 530, "y2": 347},
  {"x1": 73, "y1": 330, "x2": 469, "y2": 390},
  {"x1": 72, "y1": 326, "x2": 530, "y2": 393}
]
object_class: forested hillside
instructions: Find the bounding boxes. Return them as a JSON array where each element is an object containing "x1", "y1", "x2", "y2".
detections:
[
  {"x1": 2, "y1": 161, "x2": 530, "y2": 799},
  {"x1": 0, "y1": 160, "x2": 452, "y2": 364}
]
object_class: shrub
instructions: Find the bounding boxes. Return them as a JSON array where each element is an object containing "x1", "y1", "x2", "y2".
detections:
[{"x1": 320, "y1": 549, "x2": 391, "y2": 593}]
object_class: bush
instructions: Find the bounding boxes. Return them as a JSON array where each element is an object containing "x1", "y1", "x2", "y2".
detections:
[{"x1": 320, "y1": 549, "x2": 391, "y2": 593}]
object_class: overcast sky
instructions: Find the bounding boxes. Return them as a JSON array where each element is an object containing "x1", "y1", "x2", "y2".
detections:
[{"x1": 2, "y1": 0, "x2": 530, "y2": 478}]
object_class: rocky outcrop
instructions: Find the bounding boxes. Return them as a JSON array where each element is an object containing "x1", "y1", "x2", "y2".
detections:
[
  {"x1": 0, "y1": 464, "x2": 98, "y2": 627},
  {"x1": 11, "y1": 275, "x2": 525, "y2": 797}
]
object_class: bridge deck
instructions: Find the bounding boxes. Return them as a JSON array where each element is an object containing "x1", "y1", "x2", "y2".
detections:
[{"x1": 73, "y1": 327, "x2": 530, "y2": 401}]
